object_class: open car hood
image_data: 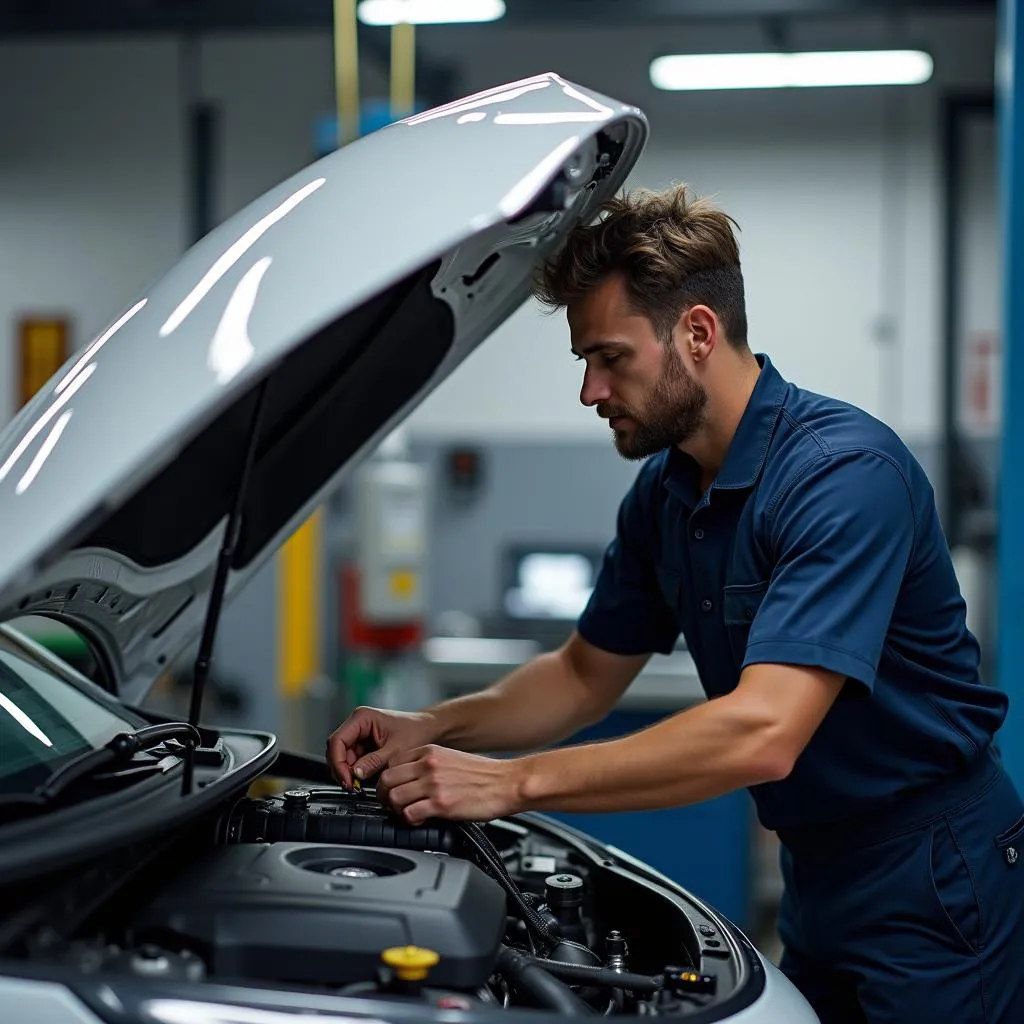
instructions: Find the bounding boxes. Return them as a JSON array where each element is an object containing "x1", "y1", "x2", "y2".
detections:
[{"x1": 0, "y1": 74, "x2": 647, "y2": 704}]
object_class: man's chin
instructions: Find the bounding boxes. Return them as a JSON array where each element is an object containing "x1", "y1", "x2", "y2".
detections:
[{"x1": 613, "y1": 433, "x2": 661, "y2": 462}]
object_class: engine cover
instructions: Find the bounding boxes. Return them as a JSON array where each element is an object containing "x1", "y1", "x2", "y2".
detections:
[{"x1": 131, "y1": 843, "x2": 506, "y2": 989}]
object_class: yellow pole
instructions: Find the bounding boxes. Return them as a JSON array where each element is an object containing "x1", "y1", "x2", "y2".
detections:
[
  {"x1": 390, "y1": 19, "x2": 416, "y2": 120},
  {"x1": 277, "y1": 0, "x2": 362, "y2": 739},
  {"x1": 334, "y1": 0, "x2": 361, "y2": 145}
]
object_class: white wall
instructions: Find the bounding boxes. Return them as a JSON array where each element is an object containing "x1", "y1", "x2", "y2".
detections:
[
  {"x1": 0, "y1": 38, "x2": 185, "y2": 427},
  {"x1": 407, "y1": 11, "x2": 998, "y2": 442},
  {"x1": 0, "y1": 12, "x2": 998, "y2": 447},
  {"x1": 0, "y1": 30, "x2": 387, "y2": 427}
]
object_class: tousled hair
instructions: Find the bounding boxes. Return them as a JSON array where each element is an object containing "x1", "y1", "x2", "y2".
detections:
[{"x1": 532, "y1": 183, "x2": 748, "y2": 348}]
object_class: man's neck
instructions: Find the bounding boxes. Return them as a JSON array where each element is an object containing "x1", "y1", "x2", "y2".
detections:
[{"x1": 678, "y1": 354, "x2": 762, "y2": 488}]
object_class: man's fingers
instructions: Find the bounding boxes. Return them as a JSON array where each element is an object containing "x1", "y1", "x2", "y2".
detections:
[
  {"x1": 352, "y1": 746, "x2": 393, "y2": 782},
  {"x1": 334, "y1": 710, "x2": 377, "y2": 748},
  {"x1": 386, "y1": 779, "x2": 433, "y2": 815},
  {"x1": 326, "y1": 710, "x2": 382, "y2": 787},
  {"x1": 388, "y1": 744, "x2": 433, "y2": 768},
  {"x1": 378, "y1": 761, "x2": 423, "y2": 796},
  {"x1": 401, "y1": 799, "x2": 438, "y2": 827},
  {"x1": 326, "y1": 732, "x2": 354, "y2": 788}
]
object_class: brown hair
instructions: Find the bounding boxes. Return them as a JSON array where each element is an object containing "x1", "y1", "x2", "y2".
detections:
[{"x1": 532, "y1": 183, "x2": 748, "y2": 348}]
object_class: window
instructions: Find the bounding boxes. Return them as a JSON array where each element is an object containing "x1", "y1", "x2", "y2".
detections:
[{"x1": 0, "y1": 623, "x2": 137, "y2": 795}]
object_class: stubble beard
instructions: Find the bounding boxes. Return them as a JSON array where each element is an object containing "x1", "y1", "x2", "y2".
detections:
[{"x1": 602, "y1": 345, "x2": 709, "y2": 461}]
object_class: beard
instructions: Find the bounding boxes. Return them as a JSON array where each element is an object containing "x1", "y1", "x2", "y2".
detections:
[{"x1": 599, "y1": 344, "x2": 708, "y2": 461}]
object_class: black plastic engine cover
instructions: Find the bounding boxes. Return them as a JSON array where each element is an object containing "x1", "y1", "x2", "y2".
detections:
[{"x1": 131, "y1": 844, "x2": 506, "y2": 989}]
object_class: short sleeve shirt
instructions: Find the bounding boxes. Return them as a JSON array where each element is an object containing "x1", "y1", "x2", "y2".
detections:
[{"x1": 577, "y1": 354, "x2": 1008, "y2": 831}]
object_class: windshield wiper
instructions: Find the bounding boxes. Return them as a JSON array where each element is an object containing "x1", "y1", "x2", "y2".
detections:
[{"x1": 0, "y1": 722, "x2": 201, "y2": 815}]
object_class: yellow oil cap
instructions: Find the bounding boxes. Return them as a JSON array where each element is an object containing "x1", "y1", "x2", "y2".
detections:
[{"x1": 381, "y1": 946, "x2": 440, "y2": 982}]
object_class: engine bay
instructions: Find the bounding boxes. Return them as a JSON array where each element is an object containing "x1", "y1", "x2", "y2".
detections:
[{"x1": 1, "y1": 782, "x2": 762, "y2": 1019}]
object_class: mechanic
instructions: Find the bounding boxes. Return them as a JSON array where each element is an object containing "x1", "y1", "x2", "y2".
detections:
[{"x1": 328, "y1": 184, "x2": 1024, "y2": 1022}]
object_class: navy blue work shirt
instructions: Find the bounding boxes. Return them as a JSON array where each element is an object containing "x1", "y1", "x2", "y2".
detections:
[{"x1": 577, "y1": 354, "x2": 1008, "y2": 831}]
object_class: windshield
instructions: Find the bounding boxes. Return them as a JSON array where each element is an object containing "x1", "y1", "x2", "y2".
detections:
[{"x1": 0, "y1": 629, "x2": 138, "y2": 795}]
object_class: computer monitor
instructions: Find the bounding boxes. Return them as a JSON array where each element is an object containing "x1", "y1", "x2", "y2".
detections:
[{"x1": 500, "y1": 544, "x2": 605, "y2": 621}]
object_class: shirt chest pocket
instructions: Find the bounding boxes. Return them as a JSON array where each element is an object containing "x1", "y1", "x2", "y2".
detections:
[{"x1": 723, "y1": 580, "x2": 770, "y2": 667}]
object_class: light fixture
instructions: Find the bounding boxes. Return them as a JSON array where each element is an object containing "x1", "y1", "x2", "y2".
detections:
[
  {"x1": 650, "y1": 50, "x2": 934, "y2": 91},
  {"x1": 357, "y1": 0, "x2": 506, "y2": 26}
]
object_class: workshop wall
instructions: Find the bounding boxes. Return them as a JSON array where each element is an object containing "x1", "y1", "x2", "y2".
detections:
[
  {"x1": 407, "y1": 10, "x2": 998, "y2": 445},
  {"x1": 0, "y1": 12, "x2": 997, "y2": 450},
  {"x1": 0, "y1": 10, "x2": 999, "y2": 717},
  {"x1": 0, "y1": 37, "x2": 185, "y2": 426},
  {"x1": 0, "y1": 30, "x2": 387, "y2": 428}
]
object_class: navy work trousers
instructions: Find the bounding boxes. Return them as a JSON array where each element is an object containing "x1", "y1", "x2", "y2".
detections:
[{"x1": 775, "y1": 749, "x2": 1024, "y2": 1023}]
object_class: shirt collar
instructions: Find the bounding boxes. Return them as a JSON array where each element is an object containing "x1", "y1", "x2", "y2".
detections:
[
  {"x1": 713, "y1": 352, "x2": 789, "y2": 490},
  {"x1": 663, "y1": 353, "x2": 788, "y2": 502}
]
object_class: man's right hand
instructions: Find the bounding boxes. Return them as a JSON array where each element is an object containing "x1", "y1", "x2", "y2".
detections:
[{"x1": 326, "y1": 707, "x2": 440, "y2": 788}]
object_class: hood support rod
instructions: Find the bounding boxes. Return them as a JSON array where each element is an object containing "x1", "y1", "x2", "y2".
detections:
[{"x1": 182, "y1": 378, "x2": 270, "y2": 795}]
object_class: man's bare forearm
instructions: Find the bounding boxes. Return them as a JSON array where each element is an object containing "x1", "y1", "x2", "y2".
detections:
[
  {"x1": 426, "y1": 641, "x2": 642, "y2": 754},
  {"x1": 512, "y1": 691, "x2": 783, "y2": 813},
  {"x1": 509, "y1": 663, "x2": 845, "y2": 814}
]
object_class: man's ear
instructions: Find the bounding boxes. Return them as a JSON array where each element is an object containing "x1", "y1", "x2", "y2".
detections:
[{"x1": 682, "y1": 305, "x2": 718, "y2": 363}]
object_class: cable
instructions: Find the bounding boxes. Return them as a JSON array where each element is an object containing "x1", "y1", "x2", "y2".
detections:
[{"x1": 456, "y1": 823, "x2": 560, "y2": 951}]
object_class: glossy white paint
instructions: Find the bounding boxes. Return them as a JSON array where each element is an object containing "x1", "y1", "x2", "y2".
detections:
[{"x1": 0, "y1": 73, "x2": 647, "y2": 704}]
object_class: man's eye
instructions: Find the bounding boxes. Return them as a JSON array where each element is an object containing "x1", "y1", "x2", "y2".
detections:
[{"x1": 604, "y1": 354, "x2": 621, "y2": 366}]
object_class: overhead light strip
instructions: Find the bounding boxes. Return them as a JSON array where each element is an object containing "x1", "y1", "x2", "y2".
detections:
[
  {"x1": 650, "y1": 50, "x2": 934, "y2": 91},
  {"x1": 358, "y1": 0, "x2": 506, "y2": 26}
]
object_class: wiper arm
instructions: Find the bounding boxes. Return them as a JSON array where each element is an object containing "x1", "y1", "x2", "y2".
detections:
[{"x1": 0, "y1": 722, "x2": 200, "y2": 812}]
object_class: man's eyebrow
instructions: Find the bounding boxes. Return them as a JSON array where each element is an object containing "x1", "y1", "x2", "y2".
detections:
[{"x1": 570, "y1": 340, "x2": 621, "y2": 357}]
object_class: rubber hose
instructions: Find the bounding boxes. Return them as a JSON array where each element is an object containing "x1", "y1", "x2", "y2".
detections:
[
  {"x1": 520, "y1": 955, "x2": 661, "y2": 993},
  {"x1": 458, "y1": 825, "x2": 559, "y2": 948},
  {"x1": 497, "y1": 946, "x2": 594, "y2": 1015}
]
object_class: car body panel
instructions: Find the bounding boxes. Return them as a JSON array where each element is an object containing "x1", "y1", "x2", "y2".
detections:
[
  {"x1": 0, "y1": 962, "x2": 818, "y2": 1024},
  {"x1": 0, "y1": 72, "x2": 646, "y2": 704}
]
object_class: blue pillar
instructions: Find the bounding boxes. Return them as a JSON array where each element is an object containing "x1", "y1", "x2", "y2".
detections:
[{"x1": 998, "y1": 0, "x2": 1024, "y2": 787}]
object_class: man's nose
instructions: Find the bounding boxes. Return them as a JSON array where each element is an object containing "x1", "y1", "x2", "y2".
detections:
[{"x1": 580, "y1": 368, "x2": 611, "y2": 408}]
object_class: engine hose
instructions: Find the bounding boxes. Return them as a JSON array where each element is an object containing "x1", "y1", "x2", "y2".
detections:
[
  {"x1": 497, "y1": 946, "x2": 594, "y2": 1015},
  {"x1": 457, "y1": 824, "x2": 560, "y2": 950},
  {"x1": 520, "y1": 955, "x2": 662, "y2": 994}
]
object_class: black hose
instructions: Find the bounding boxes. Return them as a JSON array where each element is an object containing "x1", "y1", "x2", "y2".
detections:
[
  {"x1": 520, "y1": 955, "x2": 661, "y2": 994},
  {"x1": 497, "y1": 946, "x2": 594, "y2": 1015},
  {"x1": 457, "y1": 823, "x2": 560, "y2": 950}
]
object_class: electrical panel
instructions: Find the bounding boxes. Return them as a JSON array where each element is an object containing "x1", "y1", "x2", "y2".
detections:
[{"x1": 355, "y1": 459, "x2": 428, "y2": 624}]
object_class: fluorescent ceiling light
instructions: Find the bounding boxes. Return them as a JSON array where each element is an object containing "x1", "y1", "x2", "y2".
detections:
[
  {"x1": 358, "y1": 0, "x2": 506, "y2": 25},
  {"x1": 650, "y1": 50, "x2": 934, "y2": 91}
]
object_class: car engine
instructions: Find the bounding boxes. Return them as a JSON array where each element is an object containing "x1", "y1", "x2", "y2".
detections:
[
  {"x1": 130, "y1": 841, "x2": 507, "y2": 990},
  {"x1": 6, "y1": 783, "x2": 761, "y2": 1018}
]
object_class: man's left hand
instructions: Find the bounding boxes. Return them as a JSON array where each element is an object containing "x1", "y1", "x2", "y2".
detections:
[{"x1": 376, "y1": 745, "x2": 522, "y2": 825}]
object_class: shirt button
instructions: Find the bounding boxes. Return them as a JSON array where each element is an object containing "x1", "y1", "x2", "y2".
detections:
[
  {"x1": 701, "y1": 598, "x2": 713, "y2": 612},
  {"x1": 694, "y1": 529, "x2": 705, "y2": 540}
]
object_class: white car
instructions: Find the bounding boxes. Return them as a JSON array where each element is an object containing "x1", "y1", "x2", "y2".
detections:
[{"x1": 0, "y1": 73, "x2": 819, "y2": 1023}]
